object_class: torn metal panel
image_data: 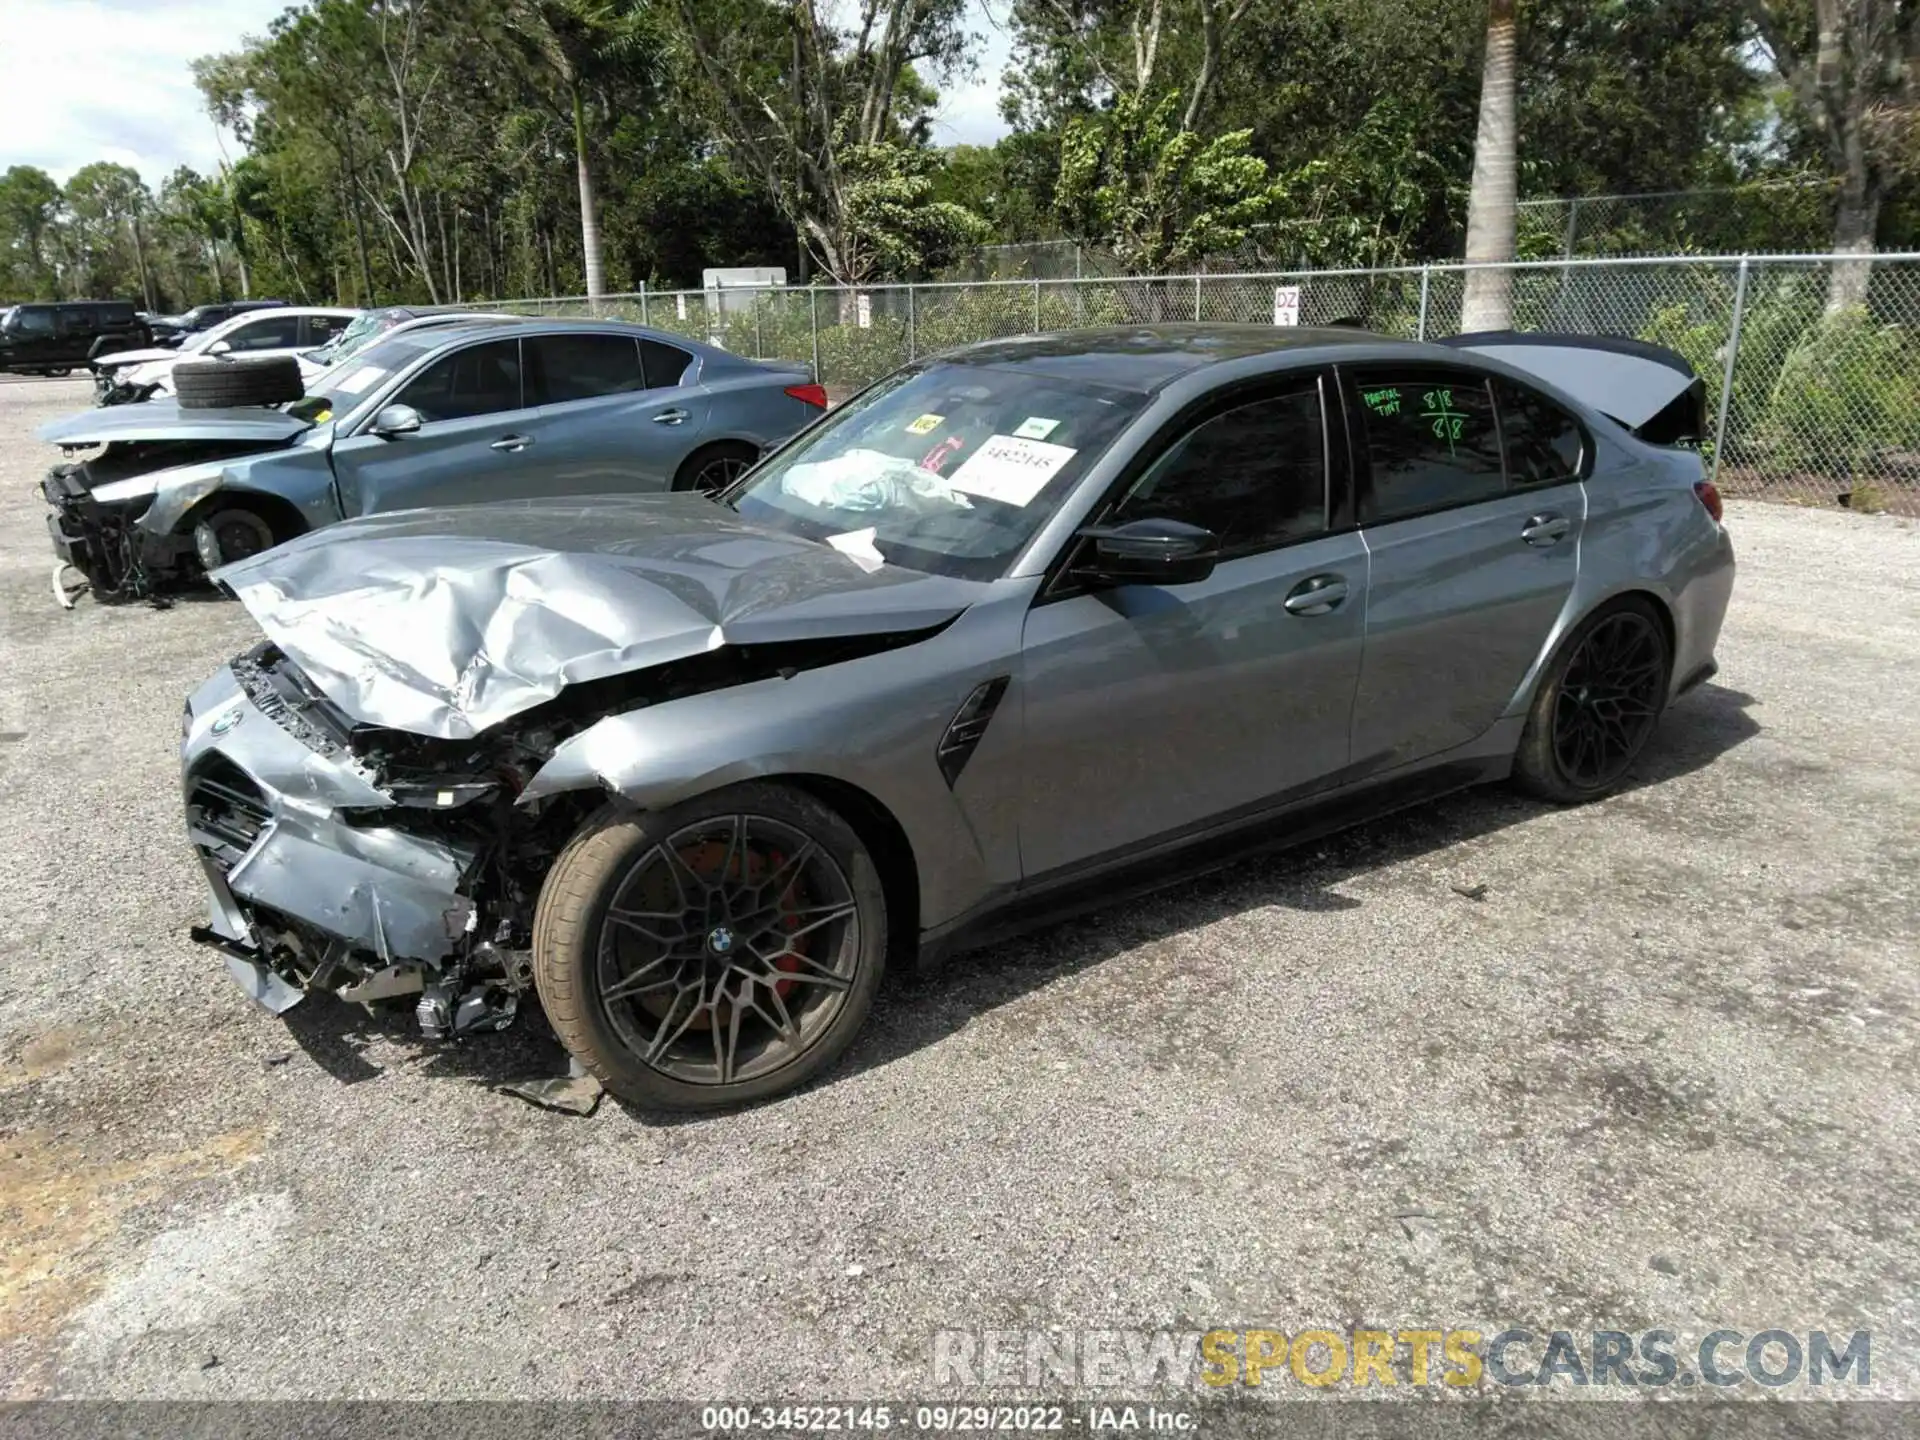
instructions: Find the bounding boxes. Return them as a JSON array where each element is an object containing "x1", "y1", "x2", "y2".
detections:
[
  {"x1": 215, "y1": 495, "x2": 988, "y2": 739},
  {"x1": 222, "y1": 952, "x2": 306, "y2": 1014}
]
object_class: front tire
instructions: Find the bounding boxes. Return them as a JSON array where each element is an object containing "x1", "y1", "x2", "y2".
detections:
[
  {"x1": 532, "y1": 783, "x2": 887, "y2": 1110},
  {"x1": 1514, "y1": 597, "x2": 1673, "y2": 804}
]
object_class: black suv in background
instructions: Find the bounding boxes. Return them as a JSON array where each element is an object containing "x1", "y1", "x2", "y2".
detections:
[
  {"x1": 147, "y1": 298, "x2": 288, "y2": 348},
  {"x1": 0, "y1": 301, "x2": 151, "y2": 375}
]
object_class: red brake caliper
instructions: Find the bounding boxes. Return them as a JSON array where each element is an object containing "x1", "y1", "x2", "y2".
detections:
[{"x1": 767, "y1": 846, "x2": 805, "y2": 1000}]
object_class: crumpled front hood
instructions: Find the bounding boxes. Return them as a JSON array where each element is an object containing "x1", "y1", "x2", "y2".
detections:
[{"x1": 215, "y1": 494, "x2": 988, "y2": 740}]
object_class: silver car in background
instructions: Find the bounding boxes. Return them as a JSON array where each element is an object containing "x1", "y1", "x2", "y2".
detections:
[
  {"x1": 40, "y1": 318, "x2": 826, "y2": 600},
  {"x1": 178, "y1": 324, "x2": 1735, "y2": 1112}
]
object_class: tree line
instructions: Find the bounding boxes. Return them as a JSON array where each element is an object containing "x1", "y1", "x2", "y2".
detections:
[{"x1": 1, "y1": 0, "x2": 1913, "y2": 317}]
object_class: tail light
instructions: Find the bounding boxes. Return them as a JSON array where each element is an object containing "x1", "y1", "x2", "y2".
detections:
[
  {"x1": 1693, "y1": 479, "x2": 1724, "y2": 523},
  {"x1": 784, "y1": 382, "x2": 828, "y2": 409}
]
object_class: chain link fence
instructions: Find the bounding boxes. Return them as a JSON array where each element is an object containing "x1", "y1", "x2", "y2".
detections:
[{"x1": 460, "y1": 253, "x2": 1920, "y2": 513}]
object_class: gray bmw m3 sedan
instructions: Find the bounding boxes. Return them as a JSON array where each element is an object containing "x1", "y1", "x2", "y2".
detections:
[{"x1": 179, "y1": 324, "x2": 1734, "y2": 1110}]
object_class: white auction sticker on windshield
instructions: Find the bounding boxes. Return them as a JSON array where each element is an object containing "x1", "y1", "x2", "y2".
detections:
[
  {"x1": 332, "y1": 366, "x2": 382, "y2": 395},
  {"x1": 946, "y1": 435, "x2": 1077, "y2": 507}
]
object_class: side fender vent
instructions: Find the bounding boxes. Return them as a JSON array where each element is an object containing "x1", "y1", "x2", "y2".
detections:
[{"x1": 937, "y1": 677, "x2": 1010, "y2": 789}]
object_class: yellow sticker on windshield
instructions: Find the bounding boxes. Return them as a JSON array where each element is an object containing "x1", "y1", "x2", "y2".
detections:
[
  {"x1": 311, "y1": 408, "x2": 332, "y2": 423},
  {"x1": 904, "y1": 412, "x2": 945, "y2": 435}
]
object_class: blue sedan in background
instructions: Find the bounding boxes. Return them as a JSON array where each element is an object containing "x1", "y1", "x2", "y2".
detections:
[{"x1": 39, "y1": 318, "x2": 826, "y2": 602}]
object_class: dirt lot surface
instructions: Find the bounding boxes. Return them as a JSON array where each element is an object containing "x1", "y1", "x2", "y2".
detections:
[{"x1": 1, "y1": 372, "x2": 1916, "y2": 1406}]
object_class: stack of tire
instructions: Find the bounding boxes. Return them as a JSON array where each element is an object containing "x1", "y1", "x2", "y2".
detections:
[{"x1": 172, "y1": 355, "x2": 306, "y2": 411}]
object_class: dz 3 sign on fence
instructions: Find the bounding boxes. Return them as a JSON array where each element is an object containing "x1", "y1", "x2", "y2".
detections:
[{"x1": 1273, "y1": 285, "x2": 1302, "y2": 327}]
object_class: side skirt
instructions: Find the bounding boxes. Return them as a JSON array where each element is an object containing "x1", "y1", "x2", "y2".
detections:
[{"x1": 916, "y1": 725, "x2": 1521, "y2": 972}]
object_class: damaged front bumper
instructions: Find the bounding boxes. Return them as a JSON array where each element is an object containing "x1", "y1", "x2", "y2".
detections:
[
  {"x1": 43, "y1": 462, "x2": 194, "y2": 601},
  {"x1": 182, "y1": 659, "x2": 528, "y2": 1038}
]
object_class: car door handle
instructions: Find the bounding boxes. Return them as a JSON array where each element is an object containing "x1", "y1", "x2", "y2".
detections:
[
  {"x1": 652, "y1": 408, "x2": 690, "y2": 425},
  {"x1": 1522, "y1": 513, "x2": 1570, "y2": 546},
  {"x1": 491, "y1": 434, "x2": 532, "y2": 453},
  {"x1": 1284, "y1": 575, "x2": 1349, "y2": 616}
]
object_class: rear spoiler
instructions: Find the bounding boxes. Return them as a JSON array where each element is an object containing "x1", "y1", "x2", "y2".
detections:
[{"x1": 1438, "y1": 331, "x2": 1707, "y2": 445}]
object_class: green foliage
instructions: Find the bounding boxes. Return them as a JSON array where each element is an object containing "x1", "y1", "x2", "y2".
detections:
[
  {"x1": 842, "y1": 144, "x2": 990, "y2": 280},
  {"x1": 1265, "y1": 98, "x2": 1459, "y2": 269},
  {"x1": 0, "y1": 166, "x2": 64, "y2": 299},
  {"x1": 1757, "y1": 309, "x2": 1920, "y2": 476},
  {"x1": 1639, "y1": 276, "x2": 1920, "y2": 484},
  {"x1": 1056, "y1": 91, "x2": 1279, "y2": 273}
]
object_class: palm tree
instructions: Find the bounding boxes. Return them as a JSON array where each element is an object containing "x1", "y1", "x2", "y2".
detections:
[
  {"x1": 1460, "y1": 0, "x2": 1518, "y2": 333},
  {"x1": 501, "y1": 1, "x2": 659, "y2": 305}
]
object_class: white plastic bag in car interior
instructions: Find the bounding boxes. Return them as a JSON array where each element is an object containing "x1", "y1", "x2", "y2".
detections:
[{"x1": 780, "y1": 448, "x2": 972, "y2": 513}]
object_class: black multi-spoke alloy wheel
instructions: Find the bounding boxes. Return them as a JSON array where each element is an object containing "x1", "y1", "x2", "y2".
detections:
[
  {"x1": 1515, "y1": 597, "x2": 1672, "y2": 803},
  {"x1": 672, "y1": 441, "x2": 759, "y2": 496},
  {"x1": 533, "y1": 783, "x2": 887, "y2": 1110}
]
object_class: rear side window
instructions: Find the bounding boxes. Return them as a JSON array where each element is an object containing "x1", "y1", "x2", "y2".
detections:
[
  {"x1": 396, "y1": 338, "x2": 524, "y2": 422},
  {"x1": 57, "y1": 307, "x2": 98, "y2": 334},
  {"x1": 1352, "y1": 371, "x2": 1505, "y2": 523},
  {"x1": 1110, "y1": 385, "x2": 1328, "y2": 553},
  {"x1": 1497, "y1": 379, "x2": 1586, "y2": 485},
  {"x1": 527, "y1": 333, "x2": 644, "y2": 404},
  {"x1": 641, "y1": 337, "x2": 693, "y2": 388}
]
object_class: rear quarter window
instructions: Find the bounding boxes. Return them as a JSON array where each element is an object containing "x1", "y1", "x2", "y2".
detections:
[
  {"x1": 1497, "y1": 379, "x2": 1587, "y2": 485},
  {"x1": 641, "y1": 337, "x2": 694, "y2": 388}
]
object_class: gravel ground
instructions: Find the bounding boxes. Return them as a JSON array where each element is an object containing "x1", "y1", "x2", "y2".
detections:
[{"x1": 1, "y1": 372, "x2": 1917, "y2": 1406}]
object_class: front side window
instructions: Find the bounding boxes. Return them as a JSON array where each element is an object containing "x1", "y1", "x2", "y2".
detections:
[
  {"x1": 1352, "y1": 370, "x2": 1505, "y2": 523},
  {"x1": 5, "y1": 307, "x2": 54, "y2": 336},
  {"x1": 527, "y1": 333, "x2": 644, "y2": 404},
  {"x1": 1107, "y1": 385, "x2": 1328, "y2": 553},
  {"x1": 228, "y1": 314, "x2": 303, "y2": 351},
  {"x1": 730, "y1": 360, "x2": 1146, "y2": 581},
  {"x1": 1497, "y1": 379, "x2": 1586, "y2": 485},
  {"x1": 396, "y1": 339, "x2": 524, "y2": 423}
]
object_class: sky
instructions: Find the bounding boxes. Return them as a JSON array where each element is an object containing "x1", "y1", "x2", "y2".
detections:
[{"x1": 0, "y1": 0, "x2": 1013, "y2": 191}]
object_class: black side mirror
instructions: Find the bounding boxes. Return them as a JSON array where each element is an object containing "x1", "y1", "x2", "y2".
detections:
[{"x1": 1074, "y1": 516, "x2": 1220, "y2": 587}]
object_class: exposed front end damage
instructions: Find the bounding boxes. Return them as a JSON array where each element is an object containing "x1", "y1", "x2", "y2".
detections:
[
  {"x1": 44, "y1": 459, "x2": 198, "y2": 601},
  {"x1": 39, "y1": 405, "x2": 314, "y2": 602},
  {"x1": 183, "y1": 649, "x2": 588, "y2": 1036},
  {"x1": 181, "y1": 496, "x2": 987, "y2": 1038}
]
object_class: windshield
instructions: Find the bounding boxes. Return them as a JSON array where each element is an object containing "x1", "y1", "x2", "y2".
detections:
[
  {"x1": 287, "y1": 328, "x2": 446, "y2": 424},
  {"x1": 727, "y1": 361, "x2": 1145, "y2": 580}
]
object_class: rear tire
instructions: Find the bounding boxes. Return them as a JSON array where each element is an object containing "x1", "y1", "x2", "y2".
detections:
[
  {"x1": 1513, "y1": 597, "x2": 1673, "y2": 804},
  {"x1": 532, "y1": 783, "x2": 887, "y2": 1111},
  {"x1": 672, "y1": 441, "x2": 759, "y2": 496},
  {"x1": 175, "y1": 355, "x2": 304, "y2": 410}
]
